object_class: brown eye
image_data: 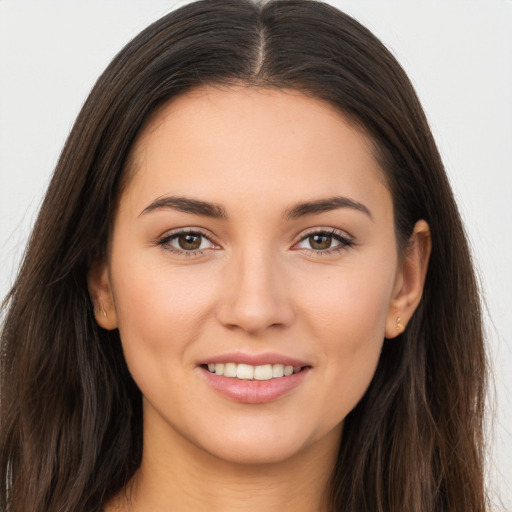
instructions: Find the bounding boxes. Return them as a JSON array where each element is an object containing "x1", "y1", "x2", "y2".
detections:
[
  {"x1": 159, "y1": 230, "x2": 215, "y2": 254},
  {"x1": 178, "y1": 233, "x2": 202, "y2": 250},
  {"x1": 295, "y1": 230, "x2": 352, "y2": 254},
  {"x1": 308, "y1": 234, "x2": 333, "y2": 250}
]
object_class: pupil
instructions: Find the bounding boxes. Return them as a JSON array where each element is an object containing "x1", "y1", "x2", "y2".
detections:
[
  {"x1": 310, "y1": 234, "x2": 331, "y2": 250},
  {"x1": 179, "y1": 234, "x2": 201, "y2": 250}
]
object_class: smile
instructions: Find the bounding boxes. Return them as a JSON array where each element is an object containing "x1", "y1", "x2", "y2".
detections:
[
  {"x1": 199, "y1": 363, "x2": 311, "y2": 404},
  {"x1": 205, "y1": 362, "x2": 302, "y2": 380}
]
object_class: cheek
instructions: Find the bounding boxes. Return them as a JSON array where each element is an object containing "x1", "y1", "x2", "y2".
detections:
[
  {"x1": 302, "y1": 260, "x2": 394, "y2": 346},
  {"x1": 114, "y1": 270, "x2": 213, "y2": 336},
  {"x1": 109, "y1": 251, "x2": 218, "y2": 384},
  {"x1": 296, "y1": 258, "x2": 396, "y2": 414}
]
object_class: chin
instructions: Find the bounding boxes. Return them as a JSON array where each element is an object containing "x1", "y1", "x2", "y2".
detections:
[
  {"x1": 189, "y1": 416, "x2": 334, "y2": 467},
  {"x1": 203, "y1": 436, "x2": 308, "y2": 466}
]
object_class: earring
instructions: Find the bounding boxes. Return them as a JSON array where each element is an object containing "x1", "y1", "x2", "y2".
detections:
[
  {"x1": 102, "y1": 309, "x2": 108, "y2": 318},
  {"x1": 396, "y1": 317, "x2": 404, "y2": 333}
]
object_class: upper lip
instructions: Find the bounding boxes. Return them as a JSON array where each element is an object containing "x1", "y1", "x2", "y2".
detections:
[{"x1": 197, "y1": 351, "x2": 311, "y2": 368}]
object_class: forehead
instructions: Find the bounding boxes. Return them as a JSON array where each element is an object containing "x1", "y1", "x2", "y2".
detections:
[{"x1": 122, "y1": 85, "x2": 390, "y2": 217}]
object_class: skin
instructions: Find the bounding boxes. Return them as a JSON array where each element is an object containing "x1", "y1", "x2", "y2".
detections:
[{"x1": 90, "y1": 85, "x2": 431, "y2": 512}]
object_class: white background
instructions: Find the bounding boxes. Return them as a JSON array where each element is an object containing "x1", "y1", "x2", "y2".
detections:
[{"x1": 1, "y1": 1, "x2": 511, "y2": 508}]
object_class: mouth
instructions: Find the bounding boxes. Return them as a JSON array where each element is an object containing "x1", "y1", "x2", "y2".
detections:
[
  {"x1": 197, "y1": 356, "x2": 312, "y2": 403},
  {"x1": 200, "y1": 362, "x2": 309, "y2": 381}
]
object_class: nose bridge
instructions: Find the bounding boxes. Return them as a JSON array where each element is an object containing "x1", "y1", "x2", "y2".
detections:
[{"x1": 216, "y1": 243, "x2": 294, "y2": 334}]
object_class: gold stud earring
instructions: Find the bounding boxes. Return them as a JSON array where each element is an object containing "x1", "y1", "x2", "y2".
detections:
[{"x1": 396, "y1": 317, "x2": 404, "y2": 333}]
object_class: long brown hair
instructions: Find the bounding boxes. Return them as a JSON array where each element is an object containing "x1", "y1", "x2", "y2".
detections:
[{"x1": 0, "y1": 1, "x2": 487, "y2": 510}]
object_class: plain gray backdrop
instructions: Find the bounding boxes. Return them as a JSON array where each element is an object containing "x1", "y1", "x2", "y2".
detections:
[{"x1": 1, "y1": 1, "x2": 511, "y2": 508}]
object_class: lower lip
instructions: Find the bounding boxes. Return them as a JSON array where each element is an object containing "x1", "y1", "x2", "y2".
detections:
[{"x1": 198, "y1": 366, "x2": 310, "y2": 404}]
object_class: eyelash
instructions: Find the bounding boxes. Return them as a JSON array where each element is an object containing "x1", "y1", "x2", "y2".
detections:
[
  {"x1": 157, "y1": 228, "x2": 217, "y2": 257},
  {"x1": 295, "y1": 228, "x2": 354, "y2": 255},
  {"x1": 157, "y1": 227, "x2": 354, "y2": 257}
]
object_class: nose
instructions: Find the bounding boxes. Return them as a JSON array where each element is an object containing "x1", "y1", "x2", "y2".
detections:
[{"x1": 215, "y1": 248, "x2": 295, "y2": 335}]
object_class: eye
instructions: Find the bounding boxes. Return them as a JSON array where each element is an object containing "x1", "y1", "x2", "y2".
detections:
[
  {"x1": 158, "y1": 229, "x2": 217, "y2": 255},
  {"x1": 295, "y1": 229, "x2": 353, "y2": 254}
]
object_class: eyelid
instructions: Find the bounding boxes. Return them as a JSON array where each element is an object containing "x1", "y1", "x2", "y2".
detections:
[
  {"x1": 292, "y1": 227, "x2": 354, "y2": 253},
  {"x1": 155, "y1": 226, "x2": 354, "y2": 257},
  {"x1": 157, "y1": 227, "x2": 221, "y2": 255}
]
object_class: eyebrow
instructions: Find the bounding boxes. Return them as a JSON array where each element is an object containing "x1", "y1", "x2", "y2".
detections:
[
  {"x1": 284, "y1": 196, "x2": 373, "y2": 221},
  {"x1": 139, "y1": 196, "x2": 228, "y2": 219},
  {"x1": 139, "y1": 195, "x2": 372, "y2": 221}
]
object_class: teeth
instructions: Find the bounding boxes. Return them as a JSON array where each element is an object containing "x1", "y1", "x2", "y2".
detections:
[
  {"x1": 254, "y1": 364, "x2": 272, "y2": 381},
  {"x1": 272, "y1": 364, "x2": 284, "y2": 378},
  {"x1": 208, "y1": 362, "x2": 301, "y2": 380},
  {"x1": 236, "y1": 363, "x2": 254, "y2": 380},
  {"x1": 224, "y1": 362, "x2": 237, "y2": 378}
]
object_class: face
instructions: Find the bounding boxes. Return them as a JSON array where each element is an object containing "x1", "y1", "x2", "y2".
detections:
[{"x1": 92, "y1": 86, "x2": 421, "y2": 466}]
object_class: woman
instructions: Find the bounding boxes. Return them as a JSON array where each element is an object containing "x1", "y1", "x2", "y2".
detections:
[{"x1": 0, "y1": 1, "x2": 487, "y2": 511}]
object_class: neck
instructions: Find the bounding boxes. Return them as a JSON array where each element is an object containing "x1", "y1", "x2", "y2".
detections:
[{"x1": 107, "y1": 409, "x2": 341, "y2": 512}]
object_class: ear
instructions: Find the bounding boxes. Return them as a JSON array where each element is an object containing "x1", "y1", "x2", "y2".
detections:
[
  {"x1": 385, "y1": 220, "x2": 431, "y2": 338},
  {"x1": 88, "y1": 261, "x2": 118, "y2": 330}
]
